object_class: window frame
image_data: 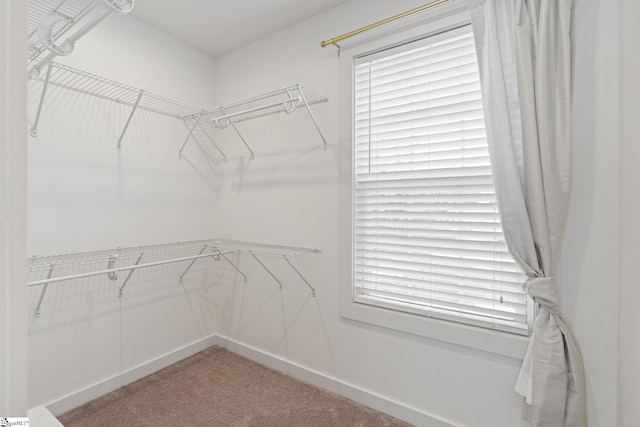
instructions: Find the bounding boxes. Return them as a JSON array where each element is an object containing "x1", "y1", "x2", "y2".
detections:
[{"x1": 337, "y1": 3, "x2": 529, "y2": 359}]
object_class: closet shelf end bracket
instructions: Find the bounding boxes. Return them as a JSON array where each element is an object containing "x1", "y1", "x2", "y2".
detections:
[{"x1": 30, "y1": 63, "x2": 54, "y2": 138}]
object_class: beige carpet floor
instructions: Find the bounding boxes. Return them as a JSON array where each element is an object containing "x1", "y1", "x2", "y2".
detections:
[{"x1": 57, "y1": 346, "x2": 413, "y2": 426}]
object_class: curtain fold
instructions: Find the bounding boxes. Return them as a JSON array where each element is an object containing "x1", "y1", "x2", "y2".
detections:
[{"x1": 470, "y1": 0, "x2": 586, "y2": 426}]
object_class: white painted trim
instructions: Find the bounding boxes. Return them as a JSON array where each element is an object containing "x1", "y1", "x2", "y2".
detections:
[
  {"x1": 341, "y1": 302, "x2": 529, "y2": 360},
  {"x1": 44, "y1": 334, "x2": 460, "y2": 426},
  {"x1": 45, "y1": 334, "x2": 218, "y2": 415},
  {"x1": 337, "y1": 2, "x2": 529, "y2": 362},
  {"x1": 0, "y1": 0, "x2": 28, "y2": 417},
  {"x1": 215, "y1": 335, "x2": 461, "y2": 427},
  {"x1": 28, "y1": 405, "x2": 64, "y2": 427}
]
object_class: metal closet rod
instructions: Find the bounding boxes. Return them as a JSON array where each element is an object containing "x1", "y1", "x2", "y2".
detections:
[
  {"x1": 27, "y1": 240, "x2": 320, "y2": 318},
  {"x1": 178, "y1": 84, "x2": 328, "y2": 159},
  {"x1": 320, "y1": 0, "x2": 451, "y2": 52},
  {"x1": 28, "y1": 241, "x2": 320, "y2": 289},
  {"x1": 211, "y1": 96, "x2": 302, "y2": 125},
  {"x1": 28, "y1": 241, "x2": 320, "y2": 318},
  {"x1": 27, "y1": 251, "x2": 225, "y2": 288},
  {"x1": 184, "y1": 85, "x2": 305, "y2": 120},
  {"x1": 28, "y1": 241, "x2": 221, "y2": 270}
]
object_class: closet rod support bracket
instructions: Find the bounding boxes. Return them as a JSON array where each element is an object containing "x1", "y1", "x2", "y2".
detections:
[
  {"x1": 179, "y1": 245, "x2": 209, "y2": 283},
  {"x1": 118, "y1": 252, "x2": 144, "y2": 297},
  {"x1": 33, "y1": 263, "x2": 56, "y2": 318},
  {"x1": 250, "y1": 252, "x2": 282, "y2": 290},
  {"x1": 284, "y1": 256, "x2": 316, "y2": 297},
  {"x1": 30, "y1": 63, "x2": 54, "y2": 138},
  {"x1": 215, "y1": 249, "x2": 247, "y2": 283},
  {"x1": 298, "y1": 86, "x2": 327, "y2": 151},
  {"x1": 117, "y1": 90, "x2": 144, "y2": 150},
  {"x1": 197, "y1": 124, "x2": 228, "y2": 163},
  {"x1": 178, "y1": 111, "x2": 204, "y2": 159},
  {"x1": 230, "y1": 122, "x2": 254, "y2": 160}
]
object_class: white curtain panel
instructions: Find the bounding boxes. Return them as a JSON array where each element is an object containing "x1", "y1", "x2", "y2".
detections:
[{"x1": 469, "y1": 0, "x2": 586, "y2": 426}]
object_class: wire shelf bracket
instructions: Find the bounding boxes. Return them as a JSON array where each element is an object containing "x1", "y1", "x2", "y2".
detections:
[
  {"x1": 197, "y1": 124, "x2": 228, "y2": 163},
  {"x1": 33, "y1": 263, "x2": 56, "y2": 318},
  {"x1": 215, "y1": 249, "x2": 248, "y2": 283},
  {"x1": 250, "y1": 252, "x2": 282, "y2": 290},
  {"x1": 118, "y1": 252, "x2": 144, "y2": 297},
  {"x1": 30, "y1": 62, "x2": 53, "y2": 137},
  {"x1": 209, "y1": 241, "x2": 319, "y2": 297},
  {"x1": 230, "y1": 121, "x2": 255, "y2": 160},
  {"x1": 298, "y1": 88, "x2": 328, "y2": 151},
  {"x1": 178, "y1": 111, "x2": 204, "y2": 159},
  {"x1": 179, "y1": 244, "x2": 210, "y2": 283},
  {"x1": 117, "y1": 90, "x2": 144, "y2": 150},
  {"x1": 283, "y1": 255, "x2": 316, "y2": 297}
]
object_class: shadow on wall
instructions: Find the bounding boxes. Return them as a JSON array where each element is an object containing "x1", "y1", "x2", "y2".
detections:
[
  {"x1": 28, "y1": 76, "x2": 225, "y2": 201},
  {"x1": 217, "y1": 250, "x2": 338, "y2": 377},
  {"x1": 28, "y1": 75, "x2": 339, "y2": 201},
  {"x1": 26, "y1": 245, "x2": 225, "y2": 407},
  {"x1": 27, "y1": 251, "x2": 223, "y2": 332},
  {"x1": 178, "y1": 88, "x2": 339, "y2": 193}
]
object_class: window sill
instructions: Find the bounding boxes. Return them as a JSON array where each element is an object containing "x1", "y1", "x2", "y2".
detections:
[{"x1": 340, "y1": 300, "x2": 529, "y2": 360}]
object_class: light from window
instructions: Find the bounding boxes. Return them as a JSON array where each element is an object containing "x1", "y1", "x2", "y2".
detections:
[{"x1": 352, "y1": 25, "x2": 528, "y2": 335}]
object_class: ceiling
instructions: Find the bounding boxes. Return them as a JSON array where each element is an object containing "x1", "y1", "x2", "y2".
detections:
[{"x1": 131, "y1": 0, "x2": 351, "y2": 58}]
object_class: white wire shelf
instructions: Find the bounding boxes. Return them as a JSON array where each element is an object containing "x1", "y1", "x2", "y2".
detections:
[
  {"x1": 33, "y1": 61, "x2": 202, "y2": 117},
  {"x1": 30, "y1": 61, "x2": 330, "y2": 159},
  {"x1": 27, "y1": 239, "x2": 321, "y2": 317},
  {"x1": 29, "y1": 61, "x2": 203, "y2": 146},
  {"x1": 27, "y1": 0, "x2": 135, "y2": 78},
  {"x1": 180, "y1": 85, "x2": 329, "y2": 159}
]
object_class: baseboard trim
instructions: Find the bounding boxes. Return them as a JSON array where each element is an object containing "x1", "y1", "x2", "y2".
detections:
[
  {"x1": 43, "y1": 333, "x2": 459, "y2": 426},
  {"x1": 214, "y1": 335, "x2": 459, "y2": 427},
  {"x1": 45, "y1": 334, "x2": 218, "y2": 416}
]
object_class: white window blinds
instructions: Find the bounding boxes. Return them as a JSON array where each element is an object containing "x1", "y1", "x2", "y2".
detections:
[{"x1": 352, "y1": 25, "x2": 528, "y2": 335}]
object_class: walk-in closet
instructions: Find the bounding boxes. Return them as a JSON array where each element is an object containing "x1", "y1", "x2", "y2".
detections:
[{"x1": 1, "y1": 0, "x2": 639, "y2": 426}]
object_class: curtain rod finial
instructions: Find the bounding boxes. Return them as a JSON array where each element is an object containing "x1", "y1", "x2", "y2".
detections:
[{"x1": 320, "y1": 39, "x2": 341, "y2": 57}]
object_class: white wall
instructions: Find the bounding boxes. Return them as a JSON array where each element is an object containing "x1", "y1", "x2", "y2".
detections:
[
  {"x1": 27, "y1": 15, "x2": 221, "y2": 409},
  {"x1": 28, "y1": 14, "x2": 219, "y2": 255},
  {"x1": 209, "y1": 1, "x2": 528, "y2": 426},
  {"x1": 561, "y1": 0, "x2": 620, "y2": 425},
  {"x1": 24, "y1": 0, "x2": 631, "y2": 426},
  {"x1": 209, "y1": 0, "x2": 624, "y2": 426}
]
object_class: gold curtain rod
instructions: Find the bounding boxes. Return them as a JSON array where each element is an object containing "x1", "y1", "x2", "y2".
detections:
[{"x1": 320, "y1": 0, "x2": 451, "y2": 54}]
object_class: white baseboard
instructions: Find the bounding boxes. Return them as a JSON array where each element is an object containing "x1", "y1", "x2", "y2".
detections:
[
  {"x1": 45, "y1": 334, "x2": 218, "y2": 416},
  {"x1": 214, "y1": 335, "x2": 459, "y2": 427},
  {"x1": 28, "y1": 405, "x2": 64, "y2": 427},
  {"x1": 44, "y1": 333, "x2": 458, "y2": 427}
]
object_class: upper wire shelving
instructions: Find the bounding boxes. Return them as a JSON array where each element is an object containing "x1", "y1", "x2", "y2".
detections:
[
  {"x1": 29, "y1": 61, "x2": 202, "y2": 146},
  {"x1": 28, "y1": 0, "x2": 135, "y2": 79},
  {"x1": 180, "y1": 85, "x2": 328, "y2": 159},
  {"x1": 30, "y1": 61, "x2": 330, "y2": 158}
]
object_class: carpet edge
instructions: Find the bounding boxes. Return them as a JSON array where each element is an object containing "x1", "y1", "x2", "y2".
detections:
[
  {"x1": 44, "y1": 334, "x2": 218, "y2": 416},
  {"x1": 215, "y1": 334, "x2": 461, "y2": 427}
]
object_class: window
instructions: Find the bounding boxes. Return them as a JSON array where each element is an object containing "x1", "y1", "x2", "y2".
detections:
[{"x1": 351, "y1": 25, "x2": 528, "y2": 335}]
